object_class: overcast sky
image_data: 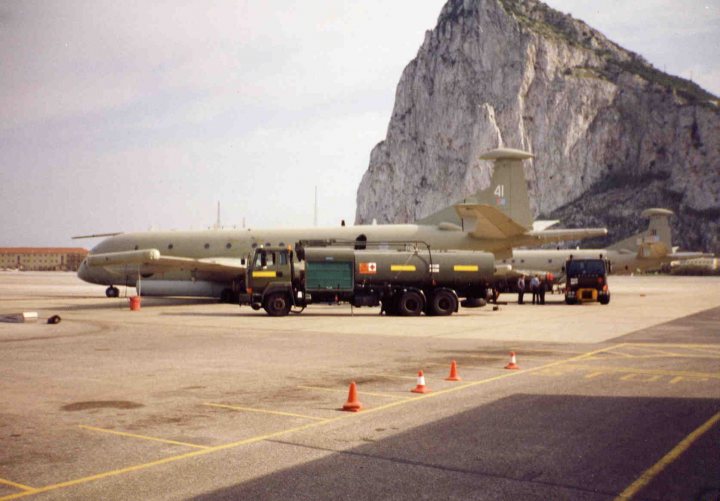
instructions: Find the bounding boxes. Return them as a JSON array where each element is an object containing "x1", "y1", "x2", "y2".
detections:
[{"x1": 1, "y1": 0, "x2": 718, "y2": 248}]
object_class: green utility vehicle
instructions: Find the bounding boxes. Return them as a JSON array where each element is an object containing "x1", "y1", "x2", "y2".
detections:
[
  {"x1": 238, "y1": 242, "x2": 497, "y2": 317},
  {"x1": 564, "y1": 257, "x2": 611, "y2": 305}
]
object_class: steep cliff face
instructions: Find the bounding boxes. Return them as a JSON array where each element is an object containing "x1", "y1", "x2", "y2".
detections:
[{"x1": 356, "y1": 0, "x2": 720, "y2": 253}]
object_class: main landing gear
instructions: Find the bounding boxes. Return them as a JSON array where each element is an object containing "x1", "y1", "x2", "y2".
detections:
[{"x1": 105, "y1": 286, "x2": 120, "y2": 298}]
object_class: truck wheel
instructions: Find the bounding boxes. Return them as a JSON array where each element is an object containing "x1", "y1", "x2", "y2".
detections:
[
  {"x1": 565, "y1": 297, "x2": 576, "y2": 305},
  {"x1": 599, "y1": 295, "x2": 610, "y2": 305},
  {"x1": 263, "y1": 293, "x2": 291, "y2": 316},
  {"x1": 397, "y1": 291, "x2": 424, "y2": 316},
  {"x1": 429, "y1": 290, "x2": 457, "y2": 316}
]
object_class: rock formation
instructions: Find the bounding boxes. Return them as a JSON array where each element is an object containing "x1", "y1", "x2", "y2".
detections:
[{"x1": 355, "y1": 0, "x2": 720, "y2": 253}]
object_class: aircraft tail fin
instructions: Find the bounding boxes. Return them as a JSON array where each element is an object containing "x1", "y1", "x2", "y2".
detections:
[
  {"x1": 417, "y1": 148, "x2": 534, "y2": 230},
  {"x1": 608, "y1": 208, "x2": 674, "y2": 257}
]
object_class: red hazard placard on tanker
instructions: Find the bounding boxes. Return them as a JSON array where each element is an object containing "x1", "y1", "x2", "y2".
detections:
[{"x1": 358, "y1": 262, "x2": 377, "y2": 274}]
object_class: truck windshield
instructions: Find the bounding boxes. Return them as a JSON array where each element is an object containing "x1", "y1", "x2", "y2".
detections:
[
  {"x1": 567, "y1": 260, "x2": 606, "y2": 276},
  {"x1": 253, "y1": 250, "x2": 288, "y2": 269}
]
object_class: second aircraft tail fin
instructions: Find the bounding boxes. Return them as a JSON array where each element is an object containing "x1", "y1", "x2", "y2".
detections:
[{"x1": 608, "y1": 208, "x2": 674, "y2": 257}]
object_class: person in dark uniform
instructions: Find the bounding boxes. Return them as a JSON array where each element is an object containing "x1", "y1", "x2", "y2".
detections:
[
  {"x1": 517, "y1": 275, "x2": 526, "y2": 304},
  {"x1": 538, "y1": 275, "x2": 547, "y2": 304}
]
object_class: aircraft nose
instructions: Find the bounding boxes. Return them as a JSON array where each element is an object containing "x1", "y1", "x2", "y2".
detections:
[{"x1": 77, "y1": 259, "x2": 90, "y2": 282}]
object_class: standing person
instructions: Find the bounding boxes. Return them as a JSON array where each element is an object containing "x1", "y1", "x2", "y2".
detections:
[
  {"x1": 517, "y1": 275, "x2": 526, "y2": 305},
  {"x1": 539, "y1": 275, "x2": 547, "y2": 305},
  {"x1": 530, "y1": 275, "x2": 540, "y2": 304}
]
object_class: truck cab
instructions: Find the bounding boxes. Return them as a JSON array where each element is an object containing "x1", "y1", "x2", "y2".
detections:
[
  {"x1": 564, "y1": 258, "x2": 610, "y2": 305},
  {"x1": 240, "y1": 246, "x2": 296, "y2": 316}
]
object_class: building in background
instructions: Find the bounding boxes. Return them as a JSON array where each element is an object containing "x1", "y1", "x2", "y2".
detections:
[{"x1": 0, "y1": 248, "x2": 88, "y2": 271}]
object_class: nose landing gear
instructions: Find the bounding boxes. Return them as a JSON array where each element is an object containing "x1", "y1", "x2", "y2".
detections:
[{"x1": 105, "y1": 286, "x2": 120, "y2": 298}]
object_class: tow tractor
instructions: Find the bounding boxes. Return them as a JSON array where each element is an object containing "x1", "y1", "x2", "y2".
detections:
[{"x1": 564, "y1": 257, "x2": 610, "y2": 305}]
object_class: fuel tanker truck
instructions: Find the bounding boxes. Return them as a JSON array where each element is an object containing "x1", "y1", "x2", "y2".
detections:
[{"x1": 237, "y1": 242, "x2": 501, "y2": 317}]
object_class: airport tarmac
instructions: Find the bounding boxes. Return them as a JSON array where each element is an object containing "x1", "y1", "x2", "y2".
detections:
[{"x1": 1, "y1": 272, "x2": 719, "y2": 500}]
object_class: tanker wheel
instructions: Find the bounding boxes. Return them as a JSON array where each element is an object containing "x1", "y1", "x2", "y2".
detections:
[
  {"x1": 397, "y1": 291, "x2": 424, "y2": 316},
  {"x1": 429, "y1": 290, "x2": 457, "y2": 316},
  {"x1": 105, "y1": 286, "x2": 119, "y2": 298},
  {"x1": 263, "y1": 292, "x2": 291, "y2": 317}
]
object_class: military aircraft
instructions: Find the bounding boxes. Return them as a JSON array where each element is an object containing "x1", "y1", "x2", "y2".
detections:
[
  {"x1": 76, "y1": 148, "x2": 607, "y2": 300},
  {"x1": 495, "y1": 208, "x2": 712, "y2": 285}
]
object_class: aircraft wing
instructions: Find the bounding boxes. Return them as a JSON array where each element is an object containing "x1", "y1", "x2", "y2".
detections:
[
  {"x1": 454, "y1": 204, "x2": 527, "y2": 239},
  {"x1": 86, "y1": 249, "x2": 246, "y2": 275}
]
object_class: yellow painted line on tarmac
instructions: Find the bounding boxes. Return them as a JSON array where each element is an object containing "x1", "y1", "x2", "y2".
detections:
[
  {"x1": 78, "y1": 425, "x2": 209, "y2": 450},
  {"x1": 203, "y1": 403, "x2": 326, "y2": 421},
  {"x1": 623, "y1": 342, "x2": 720, "y2": 350},
  {"x1": 620, "y1": 374, "x2": 663, "y2": 383},
  {"x1": 0, "y1": 479, "x2": 35, "y2": 493},
  {"x1": 615, "y1": 411, "x2": 720, "y2": 500},
  {"x1": 298, "y1": 385, "x2": 407, "y2": 399},
  {"x1": 601, "y1": 351, "x2": 636, "y2": 359},
  {"x1": 669, "y1": 376, "x2": 709, "y2": 384},
  {"x1": 566, "y1": 364, "x2": 720, "y2": 379},
  {"x1": 0, "y1": 419, "x2": 339, "y2": 501},
  {"x1": 0, "y1": 343, "x2": 625, "y2": 501},
  {"x1": 592, "y1": 343, "x2": 720, "y2": 361}
]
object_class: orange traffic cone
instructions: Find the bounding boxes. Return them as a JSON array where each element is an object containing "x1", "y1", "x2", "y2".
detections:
[
  {"x1": 505, "y1": 351, "x2": 520, "y2": 370},
  {"x1": 445, "y1": 360, "x2": 462, "y2": 381},
  {"x1": 341, "y1": 382, "x2": 362, "y2": 412},
  {"x1": 411, "y1": 370, "x2": 431, "y2": 393}
]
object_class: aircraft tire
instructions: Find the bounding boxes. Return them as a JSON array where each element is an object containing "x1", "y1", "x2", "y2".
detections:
[
  {"x1": 105, "y1": 286, "x2": 119, "y2": 298},
  {"x1": 263, "y1": 292, "x2": 291, "y2": 317},
  {"x1": 397, "y1": 291, "x2": 424, "y2": 316},
  {"x1": 428, "y1": 290, "x2": 457, "y2": 316}
]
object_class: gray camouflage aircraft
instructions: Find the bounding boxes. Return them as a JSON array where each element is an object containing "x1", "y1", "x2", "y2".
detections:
[
  {"x1": 76, "y1": 148, "x2": 607, "y2": 300},
  {"x1": 497, "y1": 208, "x2": 711, "y2": 282}
]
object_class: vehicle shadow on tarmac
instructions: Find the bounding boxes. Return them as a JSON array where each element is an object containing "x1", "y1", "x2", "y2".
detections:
[{"x1": 190, "y1": 394, "x2": 720, "y2": 501}]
